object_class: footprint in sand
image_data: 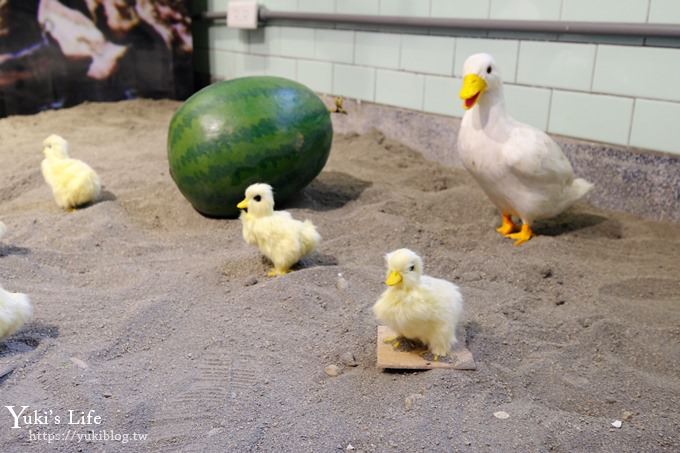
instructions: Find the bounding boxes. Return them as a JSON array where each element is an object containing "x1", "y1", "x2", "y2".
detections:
[{"x1": 0, "y1": 323, "x2": 58, "y2": 383}]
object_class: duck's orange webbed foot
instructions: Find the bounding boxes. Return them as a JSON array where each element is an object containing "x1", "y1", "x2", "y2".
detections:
[
  {"x1": 496, "y1": 213, "x2": 517, "y2": 237},
  {"x1": 508, "y1": 223, "x2": 533, "y2": 246}
]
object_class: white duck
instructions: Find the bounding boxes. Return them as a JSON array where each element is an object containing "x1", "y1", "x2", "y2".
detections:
[{"x1": 456, "y1": 53, "x2": 593, "y2": 245}]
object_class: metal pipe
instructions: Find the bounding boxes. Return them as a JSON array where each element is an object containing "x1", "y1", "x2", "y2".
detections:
[{"x1": 196, "y1": 8, "x2": 680, "y2": 38}]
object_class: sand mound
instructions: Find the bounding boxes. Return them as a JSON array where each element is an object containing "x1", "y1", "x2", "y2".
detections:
[{"x1": 0, "y1": 100, "x2": 678, "y2": 452}]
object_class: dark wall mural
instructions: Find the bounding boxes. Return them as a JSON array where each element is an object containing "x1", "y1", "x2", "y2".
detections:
[{"x1": 0, "y1": 0, "x2": 192, "y2": 117}]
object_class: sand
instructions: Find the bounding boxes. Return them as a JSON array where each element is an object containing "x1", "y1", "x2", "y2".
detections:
[{"x1": 0, "y1": 99, "x2": 678, "y2": 452}]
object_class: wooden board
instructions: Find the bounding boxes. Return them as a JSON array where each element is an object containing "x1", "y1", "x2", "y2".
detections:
[{"x1": 376, "y1": 326, "x2": 476, "y2": 370}]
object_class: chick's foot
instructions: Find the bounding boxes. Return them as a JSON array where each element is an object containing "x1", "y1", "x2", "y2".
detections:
[
  {"x1": 267, "y1": 268, "x2": 290, "y2": 277},
  {"x1": 383, "y1": 336, "x2": 401, "y2": 348}
]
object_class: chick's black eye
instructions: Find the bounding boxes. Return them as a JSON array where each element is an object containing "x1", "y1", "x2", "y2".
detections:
[
  {"x1": 254, "y1": 195, "x2": 261, "y2": 202},
  {"x1": 487, "y1": 66, "x2": 492, "y2": 74},
  {"x1": 408, "y1": 265, "x2": 415, "y2": 271}
]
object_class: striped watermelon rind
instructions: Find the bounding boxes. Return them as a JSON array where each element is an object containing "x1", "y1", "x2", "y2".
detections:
[{"x1": 167, "y1": 76, "x2": 333, "y2": 218}]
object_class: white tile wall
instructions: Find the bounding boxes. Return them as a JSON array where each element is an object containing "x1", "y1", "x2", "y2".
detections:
[
  {"x1": 379, "y1": 0, "x2": 431, "y2": 17},
  {"x1": 593, "y1": 45, "x2": 680, "y2": 102},
  {"x1": 194, "y1": 1, "x2": 680, "y2": 154},
  {"x1": 561, "y1": 0, "x2": 650, "y2": 22},
  {"x1": 517, "y1": 41, "x2": 596, "y2": 91},
  {"x1": 489, "y1": 0, "x2": 562, "y2": 20},
  {"x1": 355, "y1": 32, "x2": 401, "y2": 69},
  {"x1": 430, "y1": 0, "x2": 490, "y2": 19},
  {"x1": 424, "y1": 75, "x2": 464, "y2": 117},
  {"x1": 336, "y1": 0, "x2": 379, "y2": 15},
  {"x1": 629, "y1": 99, "x2": 680, "y2": 154},
  {"x1": 333, "y1": 64, "x2": 376, "y2": 100},
  {"x1": 314, "y1": 29, "x2": 355, "y2": 63},
  {"x1": 400, "y1": 34, "x2": 455, "y2": 76},
  {"x1": 375, "y1": 69, "x2": 425, "y2": 110},
  {"x1": 297, "y1": 60, "x2": 333, "y2": 93},
  {"x1": 549, "y1": 91, "x2": 634, "y2": 145},
  {"x1": 278, "y1": 27, "x2": 315, "y2": 58},
  {"x1": 648, "y1": 0, "x2": 680, "y2": 23},
  {"x1": 504, "y1": 84, "x2": 552, "y2": 130}
]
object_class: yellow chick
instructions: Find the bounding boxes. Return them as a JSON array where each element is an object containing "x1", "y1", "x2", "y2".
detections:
[
  {"x1": 0, "y1": 286, "x2": 32, "y2": 341},
  {"x1": 457, "y1": 53, "x2": 593, "y2": 245},
  {"x1": 41, "y1": 134, "x2": 101, "y2": 210},
  {"x1": 373, "y1": 249, "x2": 463, "y2": 359},
  {"x1": 237, "y1": 183, "x2": 321, "y2": 277},
  {"x1": 330, "y1": 96, "x2": 347, "y2": 114}
]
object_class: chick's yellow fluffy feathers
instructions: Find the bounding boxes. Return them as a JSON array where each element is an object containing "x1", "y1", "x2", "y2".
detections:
[
  {"x1": 41, "y1": 134, "x2": 101, "y2": 210},
  {"x1": 373, "y1": 249, "x2": 463, "y2": 357},
  {"x1": 0, "y1": 286, "x2": 32, "y2": 341},
  {"x1": 238, "y1": 183, "x2": 320, "y2": 276}
]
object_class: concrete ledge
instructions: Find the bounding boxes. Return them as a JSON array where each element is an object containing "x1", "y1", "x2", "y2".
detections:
[{"x1": 326, "y1": 97, "x2": 680, "y2": 223}]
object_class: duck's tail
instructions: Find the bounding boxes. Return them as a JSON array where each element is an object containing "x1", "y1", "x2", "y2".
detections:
[
  {"x1": 569, "y1": 178, "x2": 594, "y2": 203},
  {"x1": 0, "y1": 222, "x2": 6, "y2": 240},
  {"x1": 558, "y1": 178, "x2": 593, "y2": 213}
]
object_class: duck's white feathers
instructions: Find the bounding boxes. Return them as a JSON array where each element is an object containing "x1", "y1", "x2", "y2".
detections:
[{"x1": 458, "y1": 94, "x2": 592, "y2": 224}]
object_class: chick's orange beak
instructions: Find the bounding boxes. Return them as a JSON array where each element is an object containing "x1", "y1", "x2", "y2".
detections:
[
  {"x1": 385, "y1": 271, "x2": 403, "y2": 286},
  {"x1": 237, "y1": 199, "x2": 249, "y2": 209},
  {"x1": 460, "y1": 74, "x2": 487, "y2": 110}
]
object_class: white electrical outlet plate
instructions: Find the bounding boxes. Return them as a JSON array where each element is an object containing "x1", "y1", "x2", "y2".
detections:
[{"x1": 227, "y1": 1, "x2": 259, "y2": 29}]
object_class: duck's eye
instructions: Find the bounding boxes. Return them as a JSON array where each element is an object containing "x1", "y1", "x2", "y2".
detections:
[
  {"x1": 254, "y1": 195, "x2": 261, "y2": 202},
  {"x1": 408, "y1": 265, "x2": 415, "y2": 272},
  {"x1": 487, "y1": 66, "x2": 492, "y2": 74}
]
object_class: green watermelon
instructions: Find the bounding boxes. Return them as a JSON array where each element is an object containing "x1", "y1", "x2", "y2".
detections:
[{"x1": 167, "y1": 76, "x2": 333, "y2": 218}]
